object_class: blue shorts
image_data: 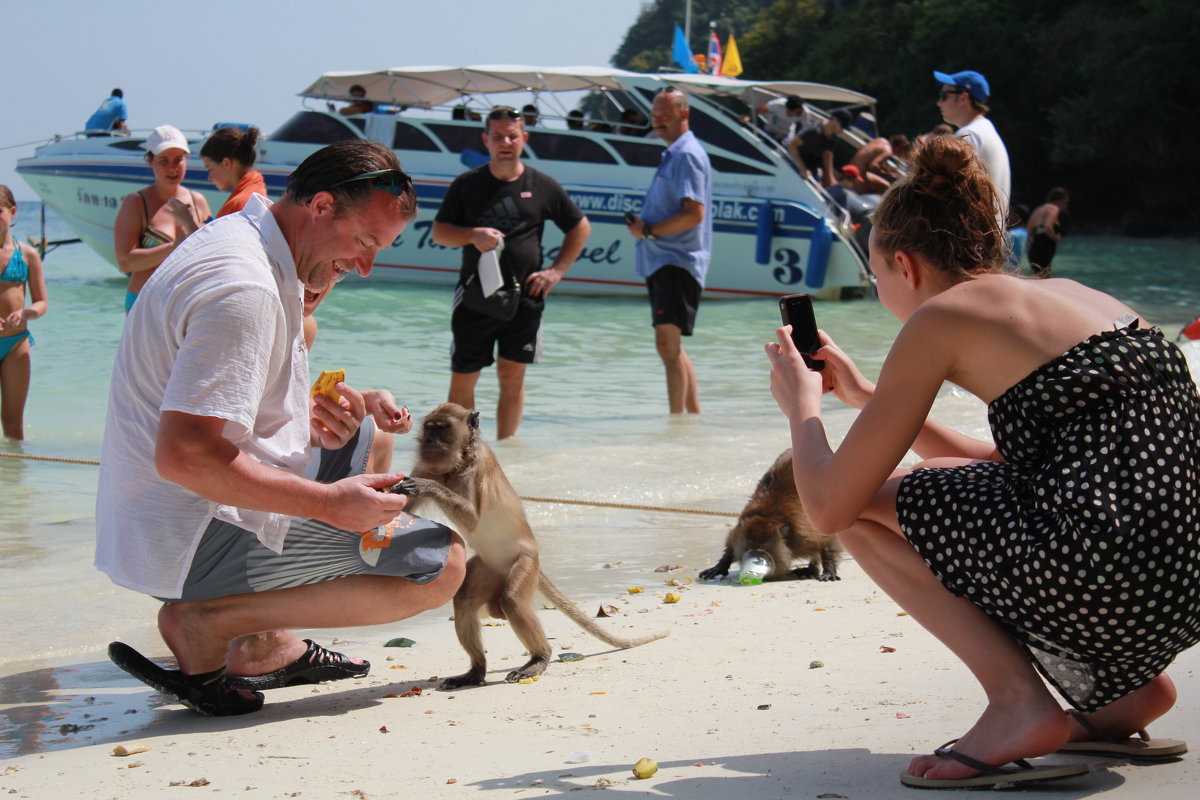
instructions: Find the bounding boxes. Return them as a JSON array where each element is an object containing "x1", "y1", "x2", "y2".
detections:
[
  {"x1": 125, "y1": 290, "x2": 138, "y2": 312},
  {"x1": 168, "y1": 416, "x2": 454, "y2": 603},
  {"x1": 0, "y1": 331, "x2": 33, "y2": 363}
]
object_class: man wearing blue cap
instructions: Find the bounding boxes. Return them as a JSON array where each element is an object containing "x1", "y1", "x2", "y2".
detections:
[{"x1": 934, "y1": 70, "x2": 1010, "y2": 216}]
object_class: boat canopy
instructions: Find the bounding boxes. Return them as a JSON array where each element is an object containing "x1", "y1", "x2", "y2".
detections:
[{"x1": 298, "y1": 65, "x2": 875, "y2": 109}]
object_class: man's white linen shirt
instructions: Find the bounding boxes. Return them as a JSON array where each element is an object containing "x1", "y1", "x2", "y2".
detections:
[{"x1": 95, "y1": 194, "x2": 311, "y2": 598}]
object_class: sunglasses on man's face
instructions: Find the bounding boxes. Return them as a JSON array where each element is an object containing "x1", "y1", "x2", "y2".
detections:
[
  {"x1": 325, "y1": 168, "x2": 414, "y2": 196},
  {"x1": 487, "y1": 107, "x2": 522, "y2": 121},
  {"x1": 938, "y1": 88, "x2": 966, "y2": 101}
]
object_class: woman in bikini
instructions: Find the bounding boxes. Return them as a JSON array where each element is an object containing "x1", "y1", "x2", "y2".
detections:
[
  {"x1": 767, "y1": 136, "x2": 1196, "y2": 790},
  {"x1": 201, "y1": 125, "x2": 267, "y2": 217},
  {"x1": 112, "y1": 125, "x2": 211, "y2": 312},
  {"x1": 0, "y1": 185, "x2": 49, "y2": 440}
]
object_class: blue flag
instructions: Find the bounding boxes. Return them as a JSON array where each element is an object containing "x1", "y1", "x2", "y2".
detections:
[{"x1": 673, "y1": 24, "x2": 699, "y2": 73}]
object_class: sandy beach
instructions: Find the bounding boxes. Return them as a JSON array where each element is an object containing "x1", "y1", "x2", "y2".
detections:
[{"x1": 2, "y1": 557, "x2": 1196, "y2": 799}]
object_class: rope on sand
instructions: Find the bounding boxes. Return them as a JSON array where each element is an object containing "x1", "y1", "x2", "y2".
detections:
[{"x1": 0, "y1": 451, "x2": 740, "y2": 518}]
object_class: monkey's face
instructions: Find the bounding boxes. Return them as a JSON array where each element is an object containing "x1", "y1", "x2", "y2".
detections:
[
  {"x1": 416, "y1": 403, "x2": 481, "y2": 473},
  {"x1": 733, "y1": 514, "x2": 791, "y2": 566}
]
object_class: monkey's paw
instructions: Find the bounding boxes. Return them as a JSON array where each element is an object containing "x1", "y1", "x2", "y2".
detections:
[
  {"x1": 388, "y1": 477, "x2": 426, "y2": 497},
  {"x1": 698, "y1": 564, "x2": 729, "y2": 580}
]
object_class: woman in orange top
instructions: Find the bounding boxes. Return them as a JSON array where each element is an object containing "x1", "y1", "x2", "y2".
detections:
[{"x1": 201, "y1": 126, "x2": 267, "y2": 217}]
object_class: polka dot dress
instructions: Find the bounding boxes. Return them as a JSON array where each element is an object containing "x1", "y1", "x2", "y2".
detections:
[{"x1": 897, "y1": 325, "x2": 1200, "y2": 712}]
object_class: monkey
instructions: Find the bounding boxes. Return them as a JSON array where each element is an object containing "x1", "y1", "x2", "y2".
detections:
[
  {"x1": 390, "y1": 403, "x2": 667, "y2": 689},
  {"x1": 698, "y1": 448, "x2": 841, "y2": 582}
]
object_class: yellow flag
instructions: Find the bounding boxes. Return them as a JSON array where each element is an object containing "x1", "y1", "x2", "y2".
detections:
[{"x1": 721, "y1": 34, "x2": 744, "y2": 77}]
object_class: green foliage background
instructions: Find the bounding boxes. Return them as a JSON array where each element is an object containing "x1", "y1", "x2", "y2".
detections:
[{"x1": 613, "y1": 0, "x2": 1200, "y2": 234}]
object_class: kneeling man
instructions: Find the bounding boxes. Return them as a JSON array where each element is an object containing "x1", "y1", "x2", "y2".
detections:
[{"x1": 95, "y1": 140, "x2": 466, "y2": 716}]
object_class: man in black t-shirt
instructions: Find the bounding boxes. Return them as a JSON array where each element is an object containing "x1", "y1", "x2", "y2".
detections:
[
  {"x1": 788, "y1": 108, "x2": 853, "y2": 188},
  {"x1": 432, "y1": 106, "x2": 591, "y2": 440}
]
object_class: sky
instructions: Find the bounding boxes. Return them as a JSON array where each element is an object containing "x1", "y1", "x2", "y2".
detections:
[{"x1": 2, "y1": 0, "x2": 650, "y2": 198}]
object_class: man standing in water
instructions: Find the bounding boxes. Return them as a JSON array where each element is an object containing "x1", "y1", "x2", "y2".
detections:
[
  {"x1": 625, "y1": 87, "x2": 712, "y2": 415},
  {"x1": 934, "y1": 69, "x2": 1011, "y2": 217},
  {"x1": 96, "y1": 140, "x2": 465, "y2": 716},
  {"x1": 433, "y1": 105, "x2": 591, "y2": 440}
]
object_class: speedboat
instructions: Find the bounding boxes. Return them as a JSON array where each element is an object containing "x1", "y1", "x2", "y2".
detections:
[{"x1": 17, "y1": 66, "x2": 878, "y2": 298}]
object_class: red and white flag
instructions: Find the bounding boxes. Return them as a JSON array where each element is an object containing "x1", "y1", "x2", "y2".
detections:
[{"x1": 708, "y1": 31, "x2": 722, "y2": 75}]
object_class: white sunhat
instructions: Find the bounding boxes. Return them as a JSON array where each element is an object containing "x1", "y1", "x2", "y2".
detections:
[{"x1": 144, "y1": 125, "x2": 191, "y2": 155}]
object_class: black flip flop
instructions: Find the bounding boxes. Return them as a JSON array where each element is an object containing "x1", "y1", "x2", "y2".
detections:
[
  {"x1": 108, "y1": 641, "x2": 263, "y2": 716},
  {"x1": 900, "y1": 740, "x2": 1089, "y2": 790},
  {"x1": 1059, "y1": 709, "x2": 1188, "y2": 762},
  {"x1": 226, "y1": 639, "x2": 370, "y2": 690}
]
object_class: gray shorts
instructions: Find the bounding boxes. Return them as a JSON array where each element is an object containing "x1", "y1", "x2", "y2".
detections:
[{"x1": 168, "y1": 418, "x2": 454, "y2": 603}]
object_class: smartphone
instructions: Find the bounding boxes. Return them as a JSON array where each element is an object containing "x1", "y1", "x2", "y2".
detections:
[
  {"x1": 622, "y1": 211, "x2": 638, "y2": 226},
  {"x1": 778, "y1": 293, "x2": 824, "y2": 371}
]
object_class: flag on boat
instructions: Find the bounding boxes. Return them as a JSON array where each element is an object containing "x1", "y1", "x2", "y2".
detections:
[
  {"x1": 672, "y1": 25, "x2": 699, "y2": 73},
  {"x1": 708, "y1": 30, "x2": 722, "y2": 75},
  {"x1": 721, "y1": 33, "x2": 744, "y2": 77}
]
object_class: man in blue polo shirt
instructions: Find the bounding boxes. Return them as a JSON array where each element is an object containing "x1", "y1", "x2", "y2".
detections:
[
  {"x1": 85, "y1": 88, "x2": 129, "y2": 136},
  {"x1": 624, "y1": 87, "x2": 712, "y2": 415}
]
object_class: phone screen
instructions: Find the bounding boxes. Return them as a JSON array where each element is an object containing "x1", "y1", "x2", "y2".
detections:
[{"x1": 778, "y1": 293, "x2": 824, "y2": 371}]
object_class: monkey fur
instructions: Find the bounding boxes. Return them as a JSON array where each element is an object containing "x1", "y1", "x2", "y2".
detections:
[
  {"x1": 391, "y1": 403, "x2": 667, "y2": 688},
  {"x1": 698, "y1": 448, "x2": 841, "y2": 582}
]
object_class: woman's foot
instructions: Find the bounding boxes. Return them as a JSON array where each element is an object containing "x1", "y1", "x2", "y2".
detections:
[
  {"x1": 907, "y1": 696, "x2": 1069, "y2": 781},
  {"x1": 1066, "y1": 673, "x2": 1177, "y2": 742}
]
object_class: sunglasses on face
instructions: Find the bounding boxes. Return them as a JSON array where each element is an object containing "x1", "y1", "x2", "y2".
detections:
[
  {"x1": 938, "y1": 88, "x2": 966, "y2": 101},
  {"x1": 487, "y1": 107, "x2": 522, "y2": 121},
  {"x1": 325, "y1": 168, "x2": 413, "y2": 196}
]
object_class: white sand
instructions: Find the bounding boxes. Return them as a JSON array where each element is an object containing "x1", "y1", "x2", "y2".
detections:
[{"x1": 2, "y1": 560, "x2": 1197, "y2": 799}]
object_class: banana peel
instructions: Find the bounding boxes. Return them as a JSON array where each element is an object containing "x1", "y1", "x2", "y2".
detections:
[{"x1": 311, "y1": 369, "x2": 345, "y2": 403}]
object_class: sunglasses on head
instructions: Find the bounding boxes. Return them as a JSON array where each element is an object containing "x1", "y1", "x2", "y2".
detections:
[
  {"x1": 487, "y1": 107, "x2": 522, "y2": 121},
  {"x1": 325, "y1": 168, "x2": 413, "y2": 196},
  {"x1": 938, "y1": 88, "x2": 967, "y2": 101}
]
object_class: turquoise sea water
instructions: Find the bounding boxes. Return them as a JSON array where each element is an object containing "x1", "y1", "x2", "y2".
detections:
[{"x1": 1, "y1": 203, "x2": 1197, "y2": 753}]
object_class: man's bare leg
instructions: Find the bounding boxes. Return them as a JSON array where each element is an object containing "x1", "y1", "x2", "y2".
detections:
[
  {"x1": 844, "y1": 469, "x2": 1069, "y2": 781},
  {"x1": 654, "y1": 323, "x2": 701, "y2": 414},
  {"x1": 158, "y1": 537, "x2": 466, "y2": 676},
  {"x1": 495, "y1": 357, "x2": 527, "y2": 440},
  {"x1": 448, "y1": 370, "x2": 480, "y2": 412}
]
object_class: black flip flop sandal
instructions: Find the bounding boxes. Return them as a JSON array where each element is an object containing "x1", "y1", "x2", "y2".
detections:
[{"x1": 108, "y1": 641, "x2": 263, "y2": 716}]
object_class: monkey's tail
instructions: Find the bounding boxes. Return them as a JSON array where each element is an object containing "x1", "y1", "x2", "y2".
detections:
[{"x1": 537, "y1": 573, "x2": 669, "y2": 650}]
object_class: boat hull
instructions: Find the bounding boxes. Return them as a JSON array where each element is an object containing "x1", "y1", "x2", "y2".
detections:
[{"x1": 18, "y1": 126, "x2": 870, "y2": 300}]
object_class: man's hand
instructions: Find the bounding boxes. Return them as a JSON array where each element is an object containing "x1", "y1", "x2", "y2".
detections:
[
  {"x1": 321, "y1": 472, "x2": 411, "y2": 531},
  {"x1": 310, "y1": 382, "x2": 365, "y2": 449},
  {"x1": 624, "y1": 214, "x2": 645, "y2": 240},
  {"x1": 525, "y1": 268, "x2": 563, "y2": 298},
  {"x1": 363, "y1": 389, "x2": 412, "y2": 434},
  {"x1": 470, "y1": 228, "x2": 504, "y2": 252}
]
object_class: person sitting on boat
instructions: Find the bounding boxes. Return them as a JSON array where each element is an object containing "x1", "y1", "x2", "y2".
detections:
[
  {"x1": 1027, "y1": 187, "x2": 1070, "y2": 276},
  {"x1": 84, "y1": 88, "x2": 129, "y2": 137},
  {"x1": 766, "y1": 134, "x2": 1196, "y2": 790},
  {"x1": 200, "y1": 126, "x2": 268, "y2": 218},
  {"x1": 337, "y1": 84, "x2": 376, "y2": 116},
  {"x1": 755, "y1": 94, "x2": 806, "y2": 143},
  {"x1": 521, "y1": 104, "x2": 539, "y2": 128},
  {"x1": 624, "y1": 87, "x2": 713, "y2": 416},
  {"x1": 0, "y1": 185, "x2": 48, "y2": 440},
  {"x1": 566, "y1": 109, "x2": 585, "y2": 130},
  {"x1": 96, "y1": 140, "x2": 466, "y2": 716},
  {"x1": 788, "y1": 108, "x2": 853, "y2": 188},
  {"x1": 618, "y1": 108, "x2": 648, "y2": 136},
  {"x1": 112, "y1": 125, "x2": 211, "y2": 312},
  {"x1": 432, "y1": 105, "x2": 592, "y2": 441}
]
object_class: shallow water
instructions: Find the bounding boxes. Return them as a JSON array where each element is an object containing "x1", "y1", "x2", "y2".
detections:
[{"x1": 1, "y1": 205, "x2": 1197, "y2": 755}]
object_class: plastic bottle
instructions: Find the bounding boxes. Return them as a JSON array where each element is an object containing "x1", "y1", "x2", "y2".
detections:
[{"x1": 737, "y1": 550, "x2": 775, "y2": 585}]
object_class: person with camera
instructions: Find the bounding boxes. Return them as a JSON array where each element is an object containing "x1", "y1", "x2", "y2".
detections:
[
  {"x1": 766, "y1": 135, "x2": 1196, "y2": 789},
  {"x1": 432, "y1": 105, "x2": 591, "y2": 440}
]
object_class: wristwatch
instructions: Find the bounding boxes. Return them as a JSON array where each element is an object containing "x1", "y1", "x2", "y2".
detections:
[{"x1": 642, "y1": 222, "x2": 657, "y2": 240}]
